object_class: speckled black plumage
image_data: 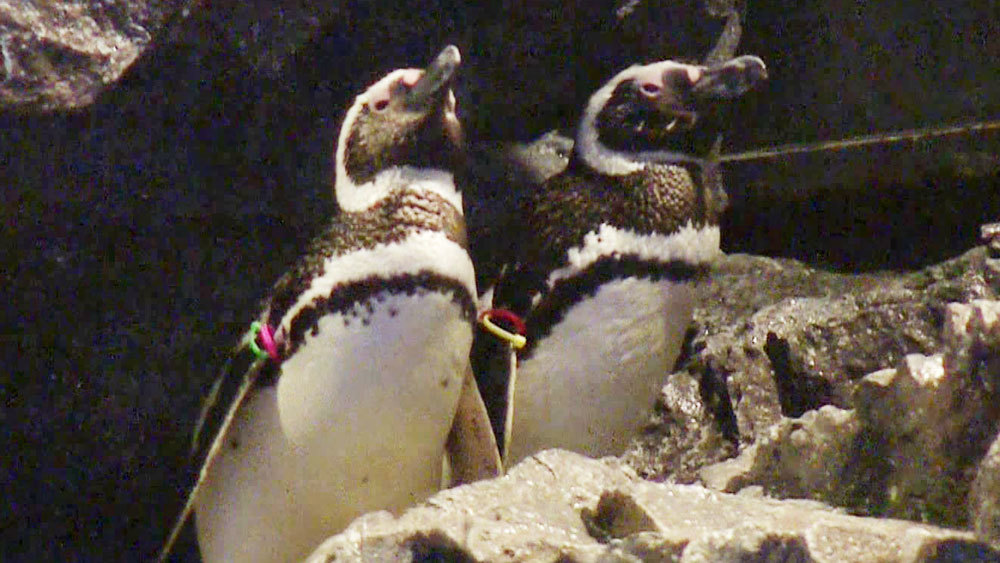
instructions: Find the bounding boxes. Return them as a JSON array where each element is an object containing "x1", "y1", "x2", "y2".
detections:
[
  {"x1": 283, "y1": 270, "x2": 476, "y2": 359},
  {"x1": 264, "y1": 189, "x2": 466, "y2": 332},
  {"x1": 465, "y1": 57, "x2": 771, "y2": 461},
  {"x1": 160, "y1": 48, "x2": 480, "y2": 563},
  {"x1": 492, "y1": 157, "x2": 724, "y2": 321}
]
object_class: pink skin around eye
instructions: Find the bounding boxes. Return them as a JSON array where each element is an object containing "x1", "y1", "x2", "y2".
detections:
[
  {"x1": 400, "y1": 69, "x2": 422, "y2": 87},
  {"x1": 632, "y1": 65, "x2": 667, "y2": 99},
  {"x1": 369, "y1": 69, "x2": 424, "y2": 111},
  {"x1": 633, "y1": 62, "x2": 704, "y2": 98}
]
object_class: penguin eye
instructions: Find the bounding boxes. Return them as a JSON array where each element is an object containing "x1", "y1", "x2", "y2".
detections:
[
  {"x1": 373, "y1": 99, "x2": 389, "y2": 112},
  {"x1": 639, "y1": 82, "x2": 661, "y2": 96}
]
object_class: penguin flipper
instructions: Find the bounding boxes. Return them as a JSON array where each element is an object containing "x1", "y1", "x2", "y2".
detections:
[
  {"x1": 445, "y1": 364, "x2": 503, "y2": 484},
  {"x1": 157, "y1": 339, "x2": 268, "y2": 562},
  {"x1": 470, "y1": 313, "x2": 519, "y2": 459}
]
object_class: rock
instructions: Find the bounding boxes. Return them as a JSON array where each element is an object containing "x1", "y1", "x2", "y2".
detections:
[
  {"x1": 698, "y1": 406, "x2": 865, "y2": 505},
  {"x1": 0, "y1": 0, "x2": 192, "y2": 111},
  {"x1": 628, "y1": 255, "x2": 999, "y2": 536},
  {"x1": 972, "y1": 433, "x2": 1000, "y2": 549},
  {"x1": 0, "y1": 0, "x2": 380, "y2": 111},
  {"x1": 747, "y1": 250, "x2": 982, "y2": 434},
  {"x1": 624, "y1": 371, "x2": 735, "y2": 484},
  {"x1": 851, "y1": 300, "x2": 1000, "y2": 527},
  {"x1": 686, "y1": 249, "x2": 993, "y2": 447},
  {"x1": 306, "y1": 450, "x2": 997, "y2": 562},
  {"x1": 955, "y1": 300, "x2": 1000, "y2": 547}
]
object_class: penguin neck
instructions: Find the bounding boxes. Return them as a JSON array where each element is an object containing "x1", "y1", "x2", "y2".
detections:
[
  {"x1": 574, "y1": 129, "x2": 707, "y2": 177},
  {"x1": 335, "y1": 166, "x2": 462, "y2": 215}
]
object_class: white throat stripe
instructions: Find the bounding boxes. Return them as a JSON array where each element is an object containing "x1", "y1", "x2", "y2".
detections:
[
  {"x1": 273, "y1": 230, "x2": 476, "y2": 335},
  {"x1": 545, "y1": 222, "x2": 720, "y2": 289},
  {"x1": 335, "y1": 167, "x2": 463, "y2": 214}
]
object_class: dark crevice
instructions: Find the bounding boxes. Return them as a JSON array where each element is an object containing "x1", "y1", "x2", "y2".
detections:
[
  {"x1": 754, "y1": 537, "x2": 815, "y2": 562},
  {"x1": 698, "y1": 364, "x2": 740, "y2": 443},
  {"x1": 408, "y1": 531, "x2": 479, "y2": 563},
  {"x1": 672, "y1": 325, "x2": 699, "y2": 370},
  {"x1": 470, "y1": 326, "x2": 513, "y2": 450},
  {"x1": 581, "y1": 490, "x2": 658, "y2": 543},
  {"x1": 764, "y1": 332, "x2": 833, "y2": 418}
]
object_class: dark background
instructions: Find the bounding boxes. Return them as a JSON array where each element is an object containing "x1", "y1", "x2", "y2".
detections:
[{"x1": 2, "y1": 0, "x2": 998, "y2": 559}]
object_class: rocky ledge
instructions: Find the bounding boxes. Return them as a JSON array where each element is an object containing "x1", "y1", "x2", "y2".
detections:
[
  {"x1": 307, "y1": 247, "x2": 1000, "y2": 561},
  {"x1": 307, "y1": 450, "x2": 995, "y2": 562}
]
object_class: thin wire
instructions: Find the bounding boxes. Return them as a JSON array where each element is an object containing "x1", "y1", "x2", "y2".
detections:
[{"x1": 719, "y1": 119, "x2": 1000, "y2": 163}]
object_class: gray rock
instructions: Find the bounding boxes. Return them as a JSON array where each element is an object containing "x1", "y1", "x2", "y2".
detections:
[
  {"x1": 624, "y1": 370, "x2": 735, "y2": 484},
  {"x1": 698, "y1": 406, "x2": 863, "y2": 504},
  {"x1": 0, "y1": 0, "x2": 191, "y2": 110},
  {"x1": 628, "y1": 253, "x2": 999, "y2": 533},
  {"x1": 306, "y1": 450, "x2": 997, "y2": 562},
  {"x1": 0, "y1": 0, "x2": 363, "y2": 111},
  {"x1": 972, "y1": 433, "x2": 1000, "y2": 549},
  {"x1": 632, "y1": 250, "x2": 994, "y2": 488},
  {"x1": 689, "y1": 249, "x2": 993, "y2": 446},
  {"x1": 954, "y1": 300, "x2": 1000, "y2": 547},
  {"x1": 851, "y1": 299, "x2": 1000, "y2": 528}
]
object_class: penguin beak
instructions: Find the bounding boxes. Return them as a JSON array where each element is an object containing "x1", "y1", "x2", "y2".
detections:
[
  {"x1": 404, "y1": 45, "x2": 461, "y2": 111},
  {"x1": 691, "y1": 55, "x2": 768, "y2": 100}
]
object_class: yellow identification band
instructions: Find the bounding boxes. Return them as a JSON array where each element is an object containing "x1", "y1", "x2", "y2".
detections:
[{"x1": 480, "y1": 315, "x2": 527, "y2": 349}]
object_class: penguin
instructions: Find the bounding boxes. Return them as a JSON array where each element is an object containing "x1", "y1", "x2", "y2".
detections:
[
  {"x1": 478, "y1": 55, "x2": 767, "y2": 465},
  {"x1": 157, "y1": 45, "x2": 500, "y2": 563}
]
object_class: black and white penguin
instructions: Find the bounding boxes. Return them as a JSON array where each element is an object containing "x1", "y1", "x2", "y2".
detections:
[
  {"x1": 480, "y1": 56, "x2": 767, "y2": 465},
  {"x1": 158, "y1": 45, "x2": 500, "y2": 563}
]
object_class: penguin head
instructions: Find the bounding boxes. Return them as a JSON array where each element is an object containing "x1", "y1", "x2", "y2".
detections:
[
  {"x1": 576, "y1": 55, "x2": 767, "y2": 176},
  {"x1": 335, "y1": 45, "x2": 464, "y2": 211}
]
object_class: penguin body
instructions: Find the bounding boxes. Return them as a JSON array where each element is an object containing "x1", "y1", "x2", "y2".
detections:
[
  {"x1": 483, "y1": 56, "x2": 767, "y2": 464},
  {"x1": 158, "y1": 46, "x2": 500, "y2": 563},
  {"x1": 196, "y1": 287, "x2": 473, "y2": 563}
]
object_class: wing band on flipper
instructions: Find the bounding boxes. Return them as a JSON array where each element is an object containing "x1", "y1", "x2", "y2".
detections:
[{"x1": 474, "y1": 309, "x2": 527, "y2": 468}]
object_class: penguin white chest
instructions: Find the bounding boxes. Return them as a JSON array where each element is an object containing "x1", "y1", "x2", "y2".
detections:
[
  {"x1": 507, "y1": 277, "x2": 694, "y2": 464},
  {"x1": 276, "y1": 291, "x2": 471, "y2": 447},
  {"x1": 195, "y1": 291, "x2": 471, "y2": 563}
]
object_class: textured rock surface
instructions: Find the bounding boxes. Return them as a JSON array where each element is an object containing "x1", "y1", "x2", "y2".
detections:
[
  {"x1": 624, "y1": 370, "x2": 736, "y2": 485},
  {"x1": 697, "y1": 405, "x2": 865, "y2": 506},
  {"x1": 628, "y1": 251, "x2": 1000, "y2": 535},
  {"x1": 307, "y1": 450, "x2": 998, "y2": 562},
  {"x1": 0, "y1": 0, "x2": 190, "y2": 110},
  {"x1": 693, "y1": 250, "x2": 993, "y2": 443},
  {"x1": 972, "y1": 433, "x2": 1000, "y2": 549},
  {"x1": 852, "y1": 300, "x2": 1000, "y2": 527}
]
